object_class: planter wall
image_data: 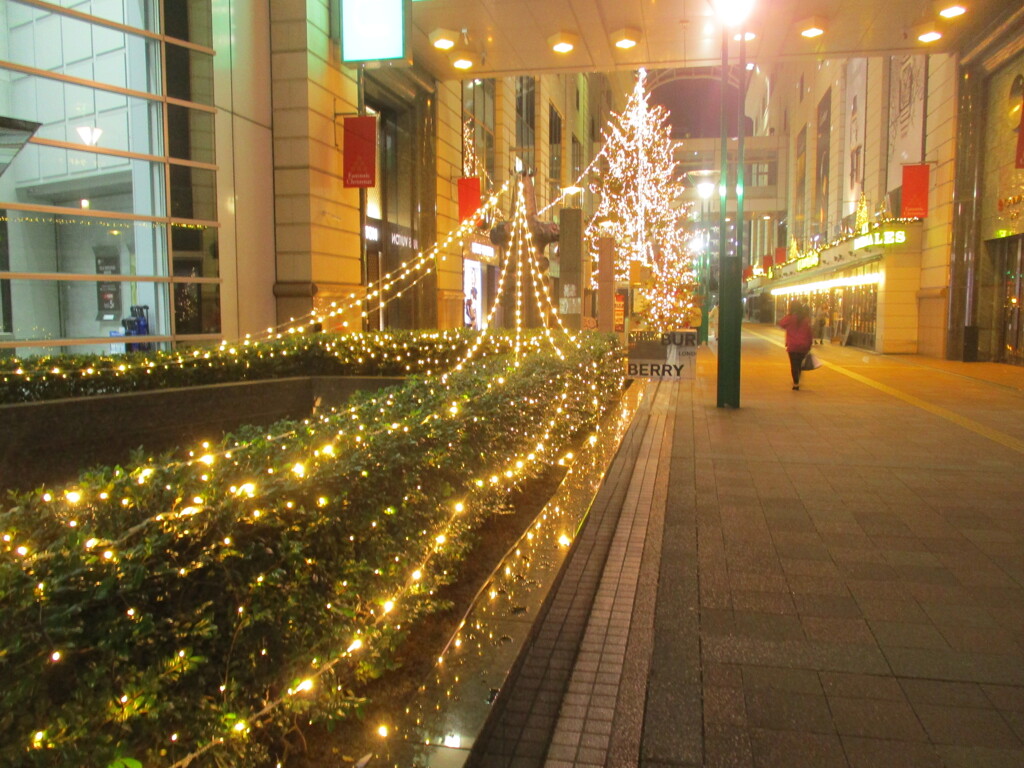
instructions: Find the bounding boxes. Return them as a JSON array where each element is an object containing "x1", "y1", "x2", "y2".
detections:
[{"x1": 0, "y1": 376, "x2": 401, "y2": 493}]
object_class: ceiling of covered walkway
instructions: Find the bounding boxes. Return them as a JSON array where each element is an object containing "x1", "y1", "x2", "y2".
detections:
[{"x1": 408, "y1": 0, "x2": 1008, "y2": 81}]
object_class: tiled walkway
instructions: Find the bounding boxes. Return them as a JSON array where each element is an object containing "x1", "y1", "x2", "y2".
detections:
[{"x1": 472, "y1": 324, "x2": 1024, "y2": 768}]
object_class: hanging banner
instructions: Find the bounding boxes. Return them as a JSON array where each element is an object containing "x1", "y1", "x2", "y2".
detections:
[
  {"x1": 775, "y1": 246, "x2": 787, "y2": 265},
  {"x1": 887, "y1": 56, "x2": 926, "y2": 195},
  {"x1": 1017, "y1": 99, "x2": 1024, "y2": 168},
  {"x1": 762, "y1": 255, "x2": 773, "y2": 272},
  {"x1": 343, "y1": 116, "x2": 376, "y2": 188},
  {"x1": 901, "y1": 164, "x2": 930, "y2": 218},
  {"x1": 458, "y1": 176, "x2": 481, "y2": 222}
]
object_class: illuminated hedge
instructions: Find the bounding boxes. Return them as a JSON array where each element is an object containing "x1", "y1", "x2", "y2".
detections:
[
  {"x1": 0, "y1": 330, "x2": 514, "y2": 404},
  {"x1": 0, "y1": 334, "x2": 623, "y2": 767}
]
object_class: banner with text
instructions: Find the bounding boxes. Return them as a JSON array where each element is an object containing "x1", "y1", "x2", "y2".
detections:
[{"x1": 627, "y1": 330, "x2": 698, "y2": 380}]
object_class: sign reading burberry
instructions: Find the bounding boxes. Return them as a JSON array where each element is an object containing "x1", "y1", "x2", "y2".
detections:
[{"x1": 627, "y1": 330, "x2": 698, "y2": 380}]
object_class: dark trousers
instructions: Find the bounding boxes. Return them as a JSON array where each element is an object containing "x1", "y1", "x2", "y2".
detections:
[{"x1": 788, "y1": 350, "x2": 807, "y2": 385}]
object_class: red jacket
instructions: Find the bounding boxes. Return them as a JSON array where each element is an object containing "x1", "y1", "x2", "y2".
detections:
[{"x1": 778, "y1": 314, "x2": 813, "y2": 353}]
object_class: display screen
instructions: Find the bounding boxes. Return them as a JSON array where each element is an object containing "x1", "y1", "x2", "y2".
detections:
[{"x1": 341, "y1": 0, "x2": 407, "y2": 63}]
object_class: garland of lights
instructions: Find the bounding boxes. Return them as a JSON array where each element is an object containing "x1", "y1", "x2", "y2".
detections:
[{"x1": 1, "y1": 335, "x2": 624, "y2": 767}]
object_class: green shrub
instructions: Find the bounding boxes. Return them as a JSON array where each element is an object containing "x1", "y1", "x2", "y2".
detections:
[
  {"x1": 0, "y1": 330, "x2": 522, "y2": 404},
  {"x1": 0, "y1": 333, "x2": 623, "y2": 767}
]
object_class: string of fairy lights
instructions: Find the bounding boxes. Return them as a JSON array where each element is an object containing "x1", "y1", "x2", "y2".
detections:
[
  {"x1": 1, "y1": 158, "x2": 622, "y2": 765},
  {"x1": 3, "y1": 344, "x2": 618, "y2": 763}
]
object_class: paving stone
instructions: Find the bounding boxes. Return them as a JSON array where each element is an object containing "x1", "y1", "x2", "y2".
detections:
[
  {"x1": 914, "y1": 703, "x2": 1023, "y2": 748},
  {"x1": 743, "y1": 689, "x2": 835, "y2": 734},
  {"x1": 747, "y1": 728, "x2": 849, "y2": 768},
  {"x1": 827, "y1": 696, "x2": 928, "y2": 740},
  {"x1": 840, "y1": 736, "x2": 943, "y2": 768}
]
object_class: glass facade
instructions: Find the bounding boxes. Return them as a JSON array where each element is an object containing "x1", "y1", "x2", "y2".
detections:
[{"x1": 0, "y1": 0, "x2": 217, "y2": 356}]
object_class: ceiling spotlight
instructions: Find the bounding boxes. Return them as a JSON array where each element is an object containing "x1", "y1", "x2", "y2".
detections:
[
  {"x1": 548, "y1": 32, "x2": 579, "y2": 54},
  {"x1": 449, "y1": 50, "x2": 479, "y2": 70},
  {"x1": 798, "y1": 16, "x2": 827, "y2": 38},
  {"x1": 611, "y1": 27, "x2": 641, "y2": 49},
  {"x1": 935, "y1": 3, "x2": 966, "y2": 19},
  {"x1": 429, "y1": 28, "x2": 459, "y2": 51},
  {"x1": 733, "y1": 31, "x2": 756, "y2": 42},
  {"x1": 914, "y1": 22, "x2": 942, "y2": 43}
]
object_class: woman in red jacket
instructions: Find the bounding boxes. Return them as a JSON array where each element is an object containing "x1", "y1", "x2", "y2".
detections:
[{"x1": 778, "y1": 301, "x2": 814, "y2": 390}]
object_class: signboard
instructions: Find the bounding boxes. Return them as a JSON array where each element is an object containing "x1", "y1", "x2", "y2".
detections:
[
  {"x1": 340, "y1": 0, "x2": 409, "y2": 64},
  {"x1": 627, "y1": 330, "x2": 698, "y2": 380},
  {"x1": 901, "y1": 164, "x2": 930, "y2": 218},
  {"x1": 853, "y1": 229, "x2": 907, "y2": 251},
  {"x1": 458, "y1": 176, "x2": 481, "y2": 222},
  {"x1": 95, "y1": 248, "x2": 121, "y2": 321},
  {"x1": 613, "y1": 290, "x2": 627, "y2": 333},
  {"x1": 343, "y1": 116, "x2": 377, "y2": 188}
]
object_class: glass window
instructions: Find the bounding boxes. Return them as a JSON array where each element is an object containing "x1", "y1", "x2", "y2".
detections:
[
  {"x1": 26, "y1": 0, "x2": 161, "y2": 35},
  {"x1": 173, "y1": 280, "x2": 219, "y2": 334},
  {"x1": 1, "y1": 211, "x2": 169, "y2": 277},
  {"x1": 167, "y1": 103, "x2": 214, "y2": 163},
  {"x1": 3, "y1": 144, "x2": 167, "y2": 217},
  {"x1": 2, "y1": 5, "x2": 162, "y2": 96},
  {"x1": 163, "y1": 0, "x2": 213, "y2": 48},
  {"x1": 171, "y1": 222, "x2": 218, "y2": 278},
  {"x1": 549, "y1": 104, "x2": 562, "y2": 184},
  {"x1": 0, "y1": 277, "x2": 170, "y2": 343},
  {"x1": 462, "y1": 78, "x2": 495, "y2": 185},
  {"x1": 3, "y1": 70, "x2": 164, "y2": 156},
  {"x1": 165, "y1": 44, "x2": 213, "y2": 106},
  {"x1": 169, "y1": 164, "x2": 216, "y2": 221},
  {"x1": 515, "y1": 76, "x2": 536, "y2": 173}
]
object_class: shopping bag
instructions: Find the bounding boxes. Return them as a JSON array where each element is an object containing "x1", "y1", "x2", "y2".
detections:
[{"x1": 801, "y1": 352, "x2": 822, "y2": 371}]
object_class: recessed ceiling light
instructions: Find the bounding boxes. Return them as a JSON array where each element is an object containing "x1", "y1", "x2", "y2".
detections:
[
  {"x1": 914, "y1": 22, "x2": 942, "y2": 43},
  {"x1": 449, "y1": 51, "x2": 478, "y2": 70},
  {"x1": 936, "y1": 3, "x2": 966, "y2": 19},
  {"x1": 429, "y1": 29, "x2": 458, "y2": 51},
  {"x1": 548, "y1": 32, "x2": 579, "y2": 54},
  {"x1": 611, "y1": 27, "x2": 641, "y2": 50},
  {"x1": 798, "y1": 16, "x2": 827, "y2": 38},
  {"x1": 733, "y1": 31, "x2": 756, "y2": 42}
]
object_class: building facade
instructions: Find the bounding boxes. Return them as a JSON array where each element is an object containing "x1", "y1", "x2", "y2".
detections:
[{"x1": 0, "y1": 0, "x2": 609, "y2": 357}]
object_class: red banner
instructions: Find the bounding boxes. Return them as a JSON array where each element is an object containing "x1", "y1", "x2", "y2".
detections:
[
  {"x1": 458, "y1": 177, "x2": 481, "y2": 222},
  {"x1": 901, "y1": 164, "x2": 930, "y2": 218},
  {"x1": 775, "y1": 246, "x2": 787, "y2": 265},
  {"x1": 1017, "y1": 96, "x2": 1024, "y2": 169},
  {"x1": 762, "y1": 255, "x2": 773, "y2": 271},
  {"x1": 742, "y1": 266, "x2": 755, "y2": 281},
  {"x1": 343, "y1": 116, "x2": 376, "y2": 188}
]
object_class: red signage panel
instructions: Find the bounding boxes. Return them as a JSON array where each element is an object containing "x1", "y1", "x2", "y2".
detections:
[
  {"x1": 901, "y1": 164, "x2": 930, "y2": 218},
  {"x1": 343, "y1": 116, "x2": 377, "y2": 188},
  {"x1": 458, "y1": 176, "x2": 481, "y2": 222}
]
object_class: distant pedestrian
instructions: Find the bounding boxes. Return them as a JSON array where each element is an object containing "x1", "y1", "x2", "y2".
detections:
[
  {"x1": 708, "y1": 303, "x2": 720, "y2": 340},
  {"x1": 813, "y1": 306, "x2": 827, "y2": 344},
  {"x1": 778, "y1": 301, "x2": 813, "y2": 390}
]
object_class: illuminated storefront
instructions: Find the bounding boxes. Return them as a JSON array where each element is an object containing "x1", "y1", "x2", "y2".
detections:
[{"x1": 764, "y1": 222, "x2": 922, "y2": 352}]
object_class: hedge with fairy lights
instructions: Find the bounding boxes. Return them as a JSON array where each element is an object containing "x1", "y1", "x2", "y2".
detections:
[
  {"x1": 0, "y1": 333, "x2": 623, "y2": 767},
  {"x1": 0, "y1": 329, "x2": 514, "y2": 405}
]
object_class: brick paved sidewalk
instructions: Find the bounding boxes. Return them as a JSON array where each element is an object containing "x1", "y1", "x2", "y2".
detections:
[{"x1": 472, "y1": 326, "x2": 1024, "y2": 768}]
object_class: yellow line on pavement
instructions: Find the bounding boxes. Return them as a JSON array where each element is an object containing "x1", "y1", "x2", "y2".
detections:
[{"x1": 746, "y1": 329, "x2": 1024, "y2": 455}]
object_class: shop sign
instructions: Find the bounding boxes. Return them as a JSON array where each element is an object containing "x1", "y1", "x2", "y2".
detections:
[
  {"x1": 853, "y1": 229, "x2": 906, "y2": 251},
  {"x1": 343, "y1": 116, "x2": 377, "y2": 188},
  {"x1": 796, "y1": 253, "x2": 820, "y2": 270},
  {"x1": 388, "y1": 224, "x2": 418, "y2": 250},
  {"x1": 469, "y1": 239, "x2": 496, "y2": 263},
  {"x1": 627, "y1": 330, "x2": 698, "y2": 380},
  {"x1": 613, "y1": 291, "x2": 626, "y2": 332}
]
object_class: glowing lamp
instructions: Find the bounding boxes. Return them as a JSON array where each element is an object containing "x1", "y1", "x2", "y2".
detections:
[
  {"x1": 799, "y1": 16, "x2": 826, "y2": 37},
  {"x1": 611, "y1": 27, "x2": 641, "y2": 49},
  {"x1": 548, "y1": 32, "x2": 579, "y2": 54},
  {"x1": 935, "y1": 3, "x2": 966, "y2": 19},
  {"x1": 449, "y1": 50, "x2": 478, "y2": 70},
  {"x1": 429, "y1": 28, "x2": 458, "y2": 50}
]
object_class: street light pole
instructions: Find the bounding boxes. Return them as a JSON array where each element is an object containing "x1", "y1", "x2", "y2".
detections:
[{"x1": 713, "y1": 0, "x2": 752, "y2": 408}]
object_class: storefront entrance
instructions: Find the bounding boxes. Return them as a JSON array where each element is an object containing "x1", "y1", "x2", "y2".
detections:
[{"x1": 991, "y1": 234, "x2": 1024, "y2": 367}]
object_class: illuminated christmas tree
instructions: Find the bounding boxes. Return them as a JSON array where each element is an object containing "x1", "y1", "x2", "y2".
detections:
[{"x1": 586, "y1": 69, "x2": 695, "y2": 328}]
